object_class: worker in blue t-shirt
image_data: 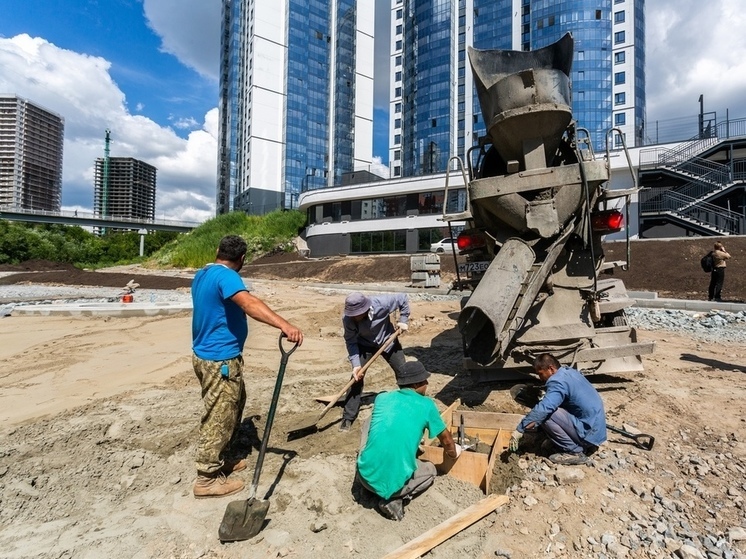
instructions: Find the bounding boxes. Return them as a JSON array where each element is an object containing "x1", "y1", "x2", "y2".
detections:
[
  {"x1": 191, "y1": 235, "x2": 303, "y2": 499},
  {"x1": 356, "y1": 361, "x2": 461, "y2": 521}
]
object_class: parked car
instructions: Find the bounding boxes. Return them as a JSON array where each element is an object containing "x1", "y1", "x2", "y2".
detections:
[{"x1": 430, "y1": 238, "x2": 458, "y2": 253}]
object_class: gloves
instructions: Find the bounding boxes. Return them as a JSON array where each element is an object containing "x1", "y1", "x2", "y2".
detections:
[
  {"x1": 508, "y1": 430, "x2": 523, "y2": 452},
  {"x1": 397, "y1": 322, "x2": 408, "y2": 332},
  {"x1": 447, "y1": 443, "x2": 463, "y2": 459},
  {"x1": 352, "y1": 366, "x2": 364, "y2": 382}
]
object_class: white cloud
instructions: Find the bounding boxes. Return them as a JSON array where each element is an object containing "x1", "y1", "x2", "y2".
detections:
[
  {"x1": 0, "y1": 34, "x2": 217, "y2": 222},
  {"x1": 143, "y1": 0, "x2": 221, "y2": 81},
  {"x1": 644, "y1": 0, "x2": 746, "y2": 123}
]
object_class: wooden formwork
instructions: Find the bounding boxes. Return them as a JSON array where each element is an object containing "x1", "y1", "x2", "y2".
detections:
[{"x1": 420, "y1": 400, "x2": 523, "y2": 494}]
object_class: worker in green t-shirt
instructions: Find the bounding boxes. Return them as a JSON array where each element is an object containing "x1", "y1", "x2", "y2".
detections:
[{"x1": 356, "y1": 361, "x2": 461, "y2": 521}]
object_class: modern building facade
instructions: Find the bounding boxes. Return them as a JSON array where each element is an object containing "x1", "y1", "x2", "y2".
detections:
[
  {"x1": 389, "y1": 0, "x2": 645, "y2": 178},
  {"x1": 216, "y1": 0, "x2": 376, "y2": 216},
  {"x1": 93, "y1": 157, "x2": 157, "y2": 221},
  {"x1": 0, "y1": 94, "x2": 64, "y2": 211}
]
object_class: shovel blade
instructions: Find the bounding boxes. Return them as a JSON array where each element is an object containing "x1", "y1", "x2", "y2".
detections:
[{"x1": 218, "y1": 497, "x2": 270, "y2": 542}]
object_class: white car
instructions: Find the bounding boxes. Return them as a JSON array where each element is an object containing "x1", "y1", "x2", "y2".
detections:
[{"x1": 430, "y1": 237, "x2": 458, "y2": 253}]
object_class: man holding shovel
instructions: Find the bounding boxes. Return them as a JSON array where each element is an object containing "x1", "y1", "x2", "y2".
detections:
[
  {"x1": 191, "y1": 235, "x2": 304, "y2": 498},
  {"x1": 340, "y1": 292, "x2": 410, "y2": 431}
]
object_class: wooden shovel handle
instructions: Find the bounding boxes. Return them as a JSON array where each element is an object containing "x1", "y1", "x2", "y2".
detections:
[{"x1": 315, "y1": 328, "x2": 402, "y2": 423}]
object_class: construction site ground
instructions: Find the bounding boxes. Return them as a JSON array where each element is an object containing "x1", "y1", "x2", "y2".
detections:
[{"x1": 1, "y1": 237, "x2": 745, "y2": 558}]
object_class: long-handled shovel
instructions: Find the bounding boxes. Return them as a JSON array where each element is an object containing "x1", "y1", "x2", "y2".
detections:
[
  {"x1": 606, "y1": 423, "x2": 655, "y2": 451},
  {"x1": 218, "y1": 334, "x2": 299, "y2": 543},
  {"x1": 286, "y1": 328, "x2": 401, "y2": 440}
]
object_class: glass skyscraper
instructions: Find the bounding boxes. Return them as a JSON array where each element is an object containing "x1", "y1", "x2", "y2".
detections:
[
  {"x1": 217, "y1": 0, "x2": 375, "y2": 215},
  {"x1": 389, "y1": 0, "x2": 645, "y2": 178}
]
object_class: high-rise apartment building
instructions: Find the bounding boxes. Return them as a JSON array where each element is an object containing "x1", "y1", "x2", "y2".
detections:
[
  {"x1": 389, "y1": 0, "x2": 645, "y2": 178},
  {"x1": 93, "y1": 157, "x2": 157, "y2": 220},
  {"x1": 0, "y1": 94, "x2": 64, "y2": 211},
  {"x1": 216, "y1": 0, "x2": 376, "y2": 215}
]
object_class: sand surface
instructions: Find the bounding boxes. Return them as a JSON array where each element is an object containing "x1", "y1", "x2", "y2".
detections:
[{"x1": 1, "y1": 280, "x2": 745, "y2": 558}]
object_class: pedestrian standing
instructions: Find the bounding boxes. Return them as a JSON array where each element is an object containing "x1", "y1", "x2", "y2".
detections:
[
  {"x1": 708, "y1": 241, "x2": 731, "y2": 302},
  {"x1": 191, "y1": 235, "x2": 303, "y2": 498},
  {"x1": 340, "y1": 292, "x2": 410, "y2": 431}
]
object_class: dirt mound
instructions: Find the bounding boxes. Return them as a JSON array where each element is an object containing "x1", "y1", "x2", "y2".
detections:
[
  {"x1": 0, "y1": 259, "x2": 79, "y2": 273},
  {"x1": 1, "y1": 237, "x2": 744, "y2": 301}
]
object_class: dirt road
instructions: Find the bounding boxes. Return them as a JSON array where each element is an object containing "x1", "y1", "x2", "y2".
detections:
[{"x1": 1, "y1": 280, "x2": 745, "y2": 558}]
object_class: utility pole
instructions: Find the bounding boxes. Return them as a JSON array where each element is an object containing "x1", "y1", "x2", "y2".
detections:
[{"x1": 698, "y1": 95, "x2": 704, "y2": 139}]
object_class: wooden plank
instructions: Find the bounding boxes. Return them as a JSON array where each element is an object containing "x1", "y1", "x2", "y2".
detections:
[
  {"x1": 419, "y1": 446, "x2": 489, "y2": 489},
  {"x1": 451, "y1": 410, "x2": 523, "y2": 431},
  {"x1": 382, "y1": 494, "x2": 510, "y2": 559}
]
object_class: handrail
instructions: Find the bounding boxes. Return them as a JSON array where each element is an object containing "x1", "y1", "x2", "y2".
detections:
[{"x1": 640, "y1": 190, "x2": 740, "y2": 234}]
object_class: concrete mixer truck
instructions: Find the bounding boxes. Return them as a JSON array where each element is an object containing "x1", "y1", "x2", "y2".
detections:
[{"x1": 441, "y1": 33, "x2": 654, "y2": 380}]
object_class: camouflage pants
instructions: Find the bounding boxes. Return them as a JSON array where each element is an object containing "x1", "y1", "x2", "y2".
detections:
[{"x1": 193, "y1": 354, "x2": 246, "y2": 474}]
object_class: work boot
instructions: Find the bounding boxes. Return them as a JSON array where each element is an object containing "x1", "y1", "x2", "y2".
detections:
[
  {"x1": 378, "y1": 497, "x2": 404, "y2": 521},
  {"x1": 193, "y1": 471, "x2": 244, "y2": 499},
  {"x1": 548, "y1": 452, "x2": 588, "y2": 466},
  {"x1": 339, "y1": 419, "x2": 353, "y2": 432},
  {"x1": 220, "y1": 458, "x2": 247, "y2": 474}
]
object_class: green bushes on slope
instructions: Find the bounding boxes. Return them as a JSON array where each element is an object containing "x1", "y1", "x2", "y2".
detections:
[{"x1": 151, "y1": 210, "x2": 306, "y2": 268}]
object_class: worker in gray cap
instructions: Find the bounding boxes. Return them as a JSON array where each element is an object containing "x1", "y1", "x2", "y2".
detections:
[
  {"x1": 356, "y1": 361, "x2": 461, "y2": 521},
  {"x1": 341, "y1": 292, "x2": 410, "y2": 431}
]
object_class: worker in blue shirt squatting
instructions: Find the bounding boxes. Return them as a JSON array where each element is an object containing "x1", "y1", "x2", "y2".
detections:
[
  {"x1": 191, "y1": 235, "x2": 304, "y2": 498},
  {"x1": 509, "y1": 353, "x2": 606, "y2": 466},
  {"x1": 356, "y1": 361, "x2": 461, "y2": 520},
  {"x1": 340, "y1": 292, "x2": 410, "y2": 432}
]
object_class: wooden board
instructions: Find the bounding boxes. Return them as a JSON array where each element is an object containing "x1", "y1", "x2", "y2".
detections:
[
  {"x1": 420, "y1": 407, "x2": 522, "y2": 494},
  {"x1": 382, "y1": 494, "x2": 510, "y2": 559}
]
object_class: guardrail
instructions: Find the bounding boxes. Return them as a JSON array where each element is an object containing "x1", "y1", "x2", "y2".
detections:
[
  {"x1": 640, "y1": 190, "x2": 740, "y2": 234},
  {"x1": 0, "y1": 207, "x2": 201, "y2": 232}
]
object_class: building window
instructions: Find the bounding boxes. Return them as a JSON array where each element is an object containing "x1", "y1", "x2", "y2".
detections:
[
  {"x1": 394, "y1": 134, "x2": 401, "y2": 144},
  {"x1": 431, "y1": 118, "x2": 437, "y2": 127},
  {"x1": 614, "y1": 51, "x2": 625, "y2": 64},
  {"x1": 396, "y1": 8, "x2": 402, "y2": 18},
  {"x1": 595, "y1": 10, "x2": 602, "y2": 19},
  {"x1": 395, "y1": 55, "x2": 401, "y2": 66},
  {"x1": 394, "y1": 150, "x2": 401, "y2": 161},
  {"x1": 614, "y1": 72, "x2": 626, "y2": 85},
  {"x1": 395, "y1": 102, "x2": 401, "y2": 113},
  {"x1": 614, "y1": 31, "x2": 625, "y2": 44},
  {"x1": 395, "y1": 71, "x2": 402, "y2": 82},
  {"x1": 615, "y1": 112, "x2": 626, "y2": 125},
  {"x1": 394, "y1": 118, "x2": 401, "y2": 128},
  {"x1": 614, "y1": 133, "x2": 625, "y2": 147},
  {"x1": 394, "y1": 166, "x2": 401, "y2": 176},
  {"x1": 395, "y1": 87, "x2": 401, "y2": 97},
  {"x1": 395, "y1": 40, "x2": 402, "y2": 50},
  {"x1": 614, "y1": 10, "x2": 625, "y2": 23},
  {"x1": 396, "y1": 24, "x2": 402, "y2": 35},
  {"x1": 615, "y1": 92, "x2": 626, "y2": 105}
]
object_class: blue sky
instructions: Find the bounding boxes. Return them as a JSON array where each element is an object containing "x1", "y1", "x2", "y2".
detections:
[{"x1": 2, "y1": 0, "x2": 746, "y2": 221}]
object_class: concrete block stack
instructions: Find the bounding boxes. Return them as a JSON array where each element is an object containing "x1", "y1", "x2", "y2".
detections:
[{"x1": 410, "y1": 254, "x2": 440, "y2": 288}]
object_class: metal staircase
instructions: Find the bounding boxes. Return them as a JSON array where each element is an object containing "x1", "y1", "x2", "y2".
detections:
[{"x1": 639, "y1": 117, "x2": 746, "y2": 234}]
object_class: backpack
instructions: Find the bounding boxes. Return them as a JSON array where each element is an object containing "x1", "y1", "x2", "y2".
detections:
[{"x1": 701, "y1": 251, "x2": 714, "y2": 273}]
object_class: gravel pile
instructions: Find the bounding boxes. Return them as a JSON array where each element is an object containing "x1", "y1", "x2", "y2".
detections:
[
  {"x1": 626, "y1": 308, "x2": 746, "y2": 344},
  {"x1": 505, "y1": 430, "x2": 746, "y2": 559}
]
